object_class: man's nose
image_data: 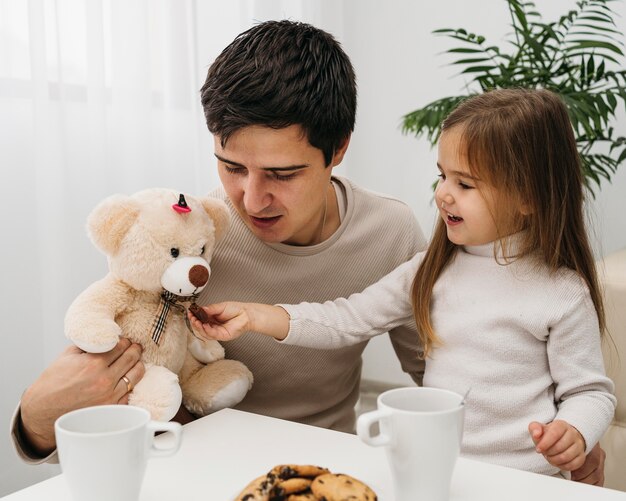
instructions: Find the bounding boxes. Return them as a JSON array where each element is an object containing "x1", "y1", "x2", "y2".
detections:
[{"x1": 243, "y1": 176, "x2": 272, "y2": 213}]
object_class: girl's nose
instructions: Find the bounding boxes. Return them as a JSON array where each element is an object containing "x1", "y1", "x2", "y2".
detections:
[{"x1": 435, "y1": 185, "x2": 454, "y2": 209}]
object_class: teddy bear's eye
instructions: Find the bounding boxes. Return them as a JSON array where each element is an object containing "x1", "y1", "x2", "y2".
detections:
[
  {"x1": 200, "y1": 246, "x2": 205, "y2": 255},
  {"x1": 170, "y1": 248, "x2": 180, "y2": 258}
]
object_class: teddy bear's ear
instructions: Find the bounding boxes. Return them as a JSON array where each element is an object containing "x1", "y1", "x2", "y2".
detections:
[
  {"x1": 200, "y1": 197, "x2": 230, "y2": 241},
  {"x1": 87, "y1": 194, "x2": 141, "y2": 254}
]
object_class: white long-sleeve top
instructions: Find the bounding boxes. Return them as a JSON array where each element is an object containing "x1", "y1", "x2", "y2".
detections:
[{"x1": 281, "y1": 241, "x2": 616, "y2": 475}]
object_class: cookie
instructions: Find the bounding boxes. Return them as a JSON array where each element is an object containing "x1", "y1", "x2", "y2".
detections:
[
  {"x1": 272, "y1": 477, "x2": 313, "y2": 498},
  {"x1": 270, "y1": 464, "x2": 330, "y2": 480},
  {"x1": 235, "y1": 472, "x2": 279, "y2": 501},
  {"x1": 237, "y1": 466, "x2": 377, "y2": 501},
  {"x1": 310, "y1": 473, "x2": 377, "y2": 501},
  {"x1": 189, "y1": 302, "x2": 210, "y2": 323},
  {"x1": 285, "y1": 494, "x2": 316, "y2": 501}
]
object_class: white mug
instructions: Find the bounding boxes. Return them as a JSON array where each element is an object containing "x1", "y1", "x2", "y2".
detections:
[
  {"x1": 55, "y1": 404, "x2": 182, "y2": 501},
  {"x1": 357, "y1": 387, "x2": 464, "y2": 501}
]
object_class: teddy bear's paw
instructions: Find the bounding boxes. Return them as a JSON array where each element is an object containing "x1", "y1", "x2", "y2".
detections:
[
  {"x1": 182, "y1": 359, "x2": 253, "y2": 417},
  {"x1": 72, "y1": 338, "x2": 118, "y2": 354},
  {"x1": 187, "y1": 336, "x2": 225, "y2": 364},
  {"x1": 67, "y1": 319, "x2": 121, "y2": 353},
  {"x1": 130, "y1": 365, "x2": 183, "y2": 422}
]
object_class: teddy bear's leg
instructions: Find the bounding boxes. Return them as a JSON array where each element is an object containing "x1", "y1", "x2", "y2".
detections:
[
  {"x1": 180, "y1": 358, "x2": 253, "y2": 417},
  {"x1": 128, "y1": 363, "x2": 182, "y2": 422},
  {"x1": 187, "y1": 335, "x2": 225, "y2": 364},
  {"x1": 178, "y1": 349, "x2": 204, "y2": 384}
]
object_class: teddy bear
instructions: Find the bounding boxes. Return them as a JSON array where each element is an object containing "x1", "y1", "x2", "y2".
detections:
[{"x1": 64, "y1": 188, "x2": 253, "y2": 421}]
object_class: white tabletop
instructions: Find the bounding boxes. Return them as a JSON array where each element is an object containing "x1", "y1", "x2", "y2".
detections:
[{"x1": 4, "y1": 408, "x2": 625, "y2": 500}]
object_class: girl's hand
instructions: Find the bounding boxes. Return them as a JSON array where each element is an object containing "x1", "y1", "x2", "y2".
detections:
[
  {"x1": 187, "y1": 302, "x2": 251, "y2": 341},
  {"x1": 528, "y1": 419, "x2": 586, "y2": 471},
  {"x1": 187, "y1": 302, "x2": 290, "y2": 342}
]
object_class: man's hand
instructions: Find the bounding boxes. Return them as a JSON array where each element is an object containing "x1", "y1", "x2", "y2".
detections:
[
  {"x1": 528, "y1": 420, "x2": 586, "y2": 471},
  {"x1": 571, "y1": 443, "x2": 606, "y2": 486},
  {"x1": 20, "y1": 338, "x2": 144, "y2": 456}
]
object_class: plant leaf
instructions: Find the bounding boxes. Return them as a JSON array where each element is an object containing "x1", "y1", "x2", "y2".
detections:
[
  {"x1": 446, "y1": 48, "x2": 488, "y2": 54},
  {"x1": 567, "y1": 40, "x2": 624, "y2": 55}
]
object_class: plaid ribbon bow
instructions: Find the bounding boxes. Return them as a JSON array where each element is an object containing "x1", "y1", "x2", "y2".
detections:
[{"x1": 151, "y1": 290, "x2": 198, "y2": 345}]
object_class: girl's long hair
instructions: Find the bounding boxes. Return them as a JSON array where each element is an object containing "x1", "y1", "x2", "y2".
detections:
[{"x1": 412, "y1": 88, "x2": 605, "y2": 357}]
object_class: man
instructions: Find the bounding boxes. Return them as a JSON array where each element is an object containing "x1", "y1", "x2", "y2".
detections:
[
  {"x1": 189, "y1": 20, "x2": 425, "y2": 432},
  {"x1": 11, "y1": 20, "x2": 606, "y2": 484}
]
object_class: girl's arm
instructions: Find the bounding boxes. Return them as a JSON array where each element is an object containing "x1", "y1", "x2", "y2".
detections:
[
  {"x1": 538, "y1": 276, "x2": 616, "y2": 460},
  {"x1": 190, "y1": 252, "x2": 423, "y2": 349},
  {"x1": 280, "y1": 252, "x2": 420, "y2": 349}
]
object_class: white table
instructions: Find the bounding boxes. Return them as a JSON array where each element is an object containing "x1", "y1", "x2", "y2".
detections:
[{"x1": 4, "y1": 408, "x2": 625, "y2": 500}]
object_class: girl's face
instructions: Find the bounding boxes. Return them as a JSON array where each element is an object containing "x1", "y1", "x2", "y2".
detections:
[{"x1": 435, "y1": 127, "x2": 510, "y2": 246}]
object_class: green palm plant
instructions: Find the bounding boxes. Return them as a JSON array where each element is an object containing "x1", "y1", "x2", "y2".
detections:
[{"x1": 402, "y1": 0, "x2": 626, "y2": 195}]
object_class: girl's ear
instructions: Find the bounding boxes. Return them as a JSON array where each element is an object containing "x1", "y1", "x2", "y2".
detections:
[{"x1": 519, "y1": 201, "x2": 533, "y2": 216}]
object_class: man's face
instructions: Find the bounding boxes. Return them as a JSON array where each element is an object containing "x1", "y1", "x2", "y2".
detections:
[{"x1": 214, "y1": 125, "x2": 346, "y2": 245}]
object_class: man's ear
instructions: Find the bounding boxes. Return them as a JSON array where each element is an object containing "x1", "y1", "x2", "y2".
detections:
[
  {"x1": 87, "y1": 194, "x2": 141, "y2": 255},
  {"x1": 330, "y1": 135, "x2": 351, "y2": 167},
  {"x1": 200, "y1": 197, "x2": 230, "y2": 241}
]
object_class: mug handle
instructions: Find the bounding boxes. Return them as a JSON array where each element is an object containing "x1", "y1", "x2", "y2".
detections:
[
  {"x1": 356, "y1": 409, "x2": 392, "y2": 447},
  {"x1": 146, "y1": 421, "x2": 182, "y2": 458}
]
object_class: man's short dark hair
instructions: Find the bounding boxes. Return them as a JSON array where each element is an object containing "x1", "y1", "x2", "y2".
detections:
[{"x1": 200, "y1": 20, "x2": 357, "y2": 166}]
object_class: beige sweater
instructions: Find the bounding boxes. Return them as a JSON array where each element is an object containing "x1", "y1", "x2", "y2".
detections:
[
  {"x1": 11, "y1": 176, "x2": 426, "y2": 463},
  {"x1": 197, "y1": 177, "x2": 426, "y2": 432}
]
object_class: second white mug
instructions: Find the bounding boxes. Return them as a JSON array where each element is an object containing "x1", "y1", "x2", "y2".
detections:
[{"x1": 357, "y1": 387, "x2": 464, "y2": 501}]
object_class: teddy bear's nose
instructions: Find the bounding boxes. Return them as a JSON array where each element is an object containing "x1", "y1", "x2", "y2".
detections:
[{"x1": 189, "y1": 265, "x2": 209, "y2": 288}]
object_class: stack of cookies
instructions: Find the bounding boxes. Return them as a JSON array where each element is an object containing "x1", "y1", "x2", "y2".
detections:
[{"x1": 235, "y1": 464, "x2": 378, "y2": 501}]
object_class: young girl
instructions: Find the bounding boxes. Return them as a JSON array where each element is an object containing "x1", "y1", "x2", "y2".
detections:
[{"x1": 189, "y1": 88, "x2": 616, "y2": 477}]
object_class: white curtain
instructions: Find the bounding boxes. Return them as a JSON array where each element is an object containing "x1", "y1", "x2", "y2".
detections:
[{"x1": 0, "y1": 0, "x2": 336, "y2": 494}]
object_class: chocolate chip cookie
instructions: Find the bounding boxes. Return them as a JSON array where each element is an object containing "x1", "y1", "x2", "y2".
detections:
[{"x1": 310, "y1": 473, "x2": 377, "y2": 501}]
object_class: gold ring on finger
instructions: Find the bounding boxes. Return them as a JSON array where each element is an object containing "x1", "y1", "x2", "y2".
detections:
[{"x1": 121, "y1": 375, "x2": 133, "y2": 393}]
